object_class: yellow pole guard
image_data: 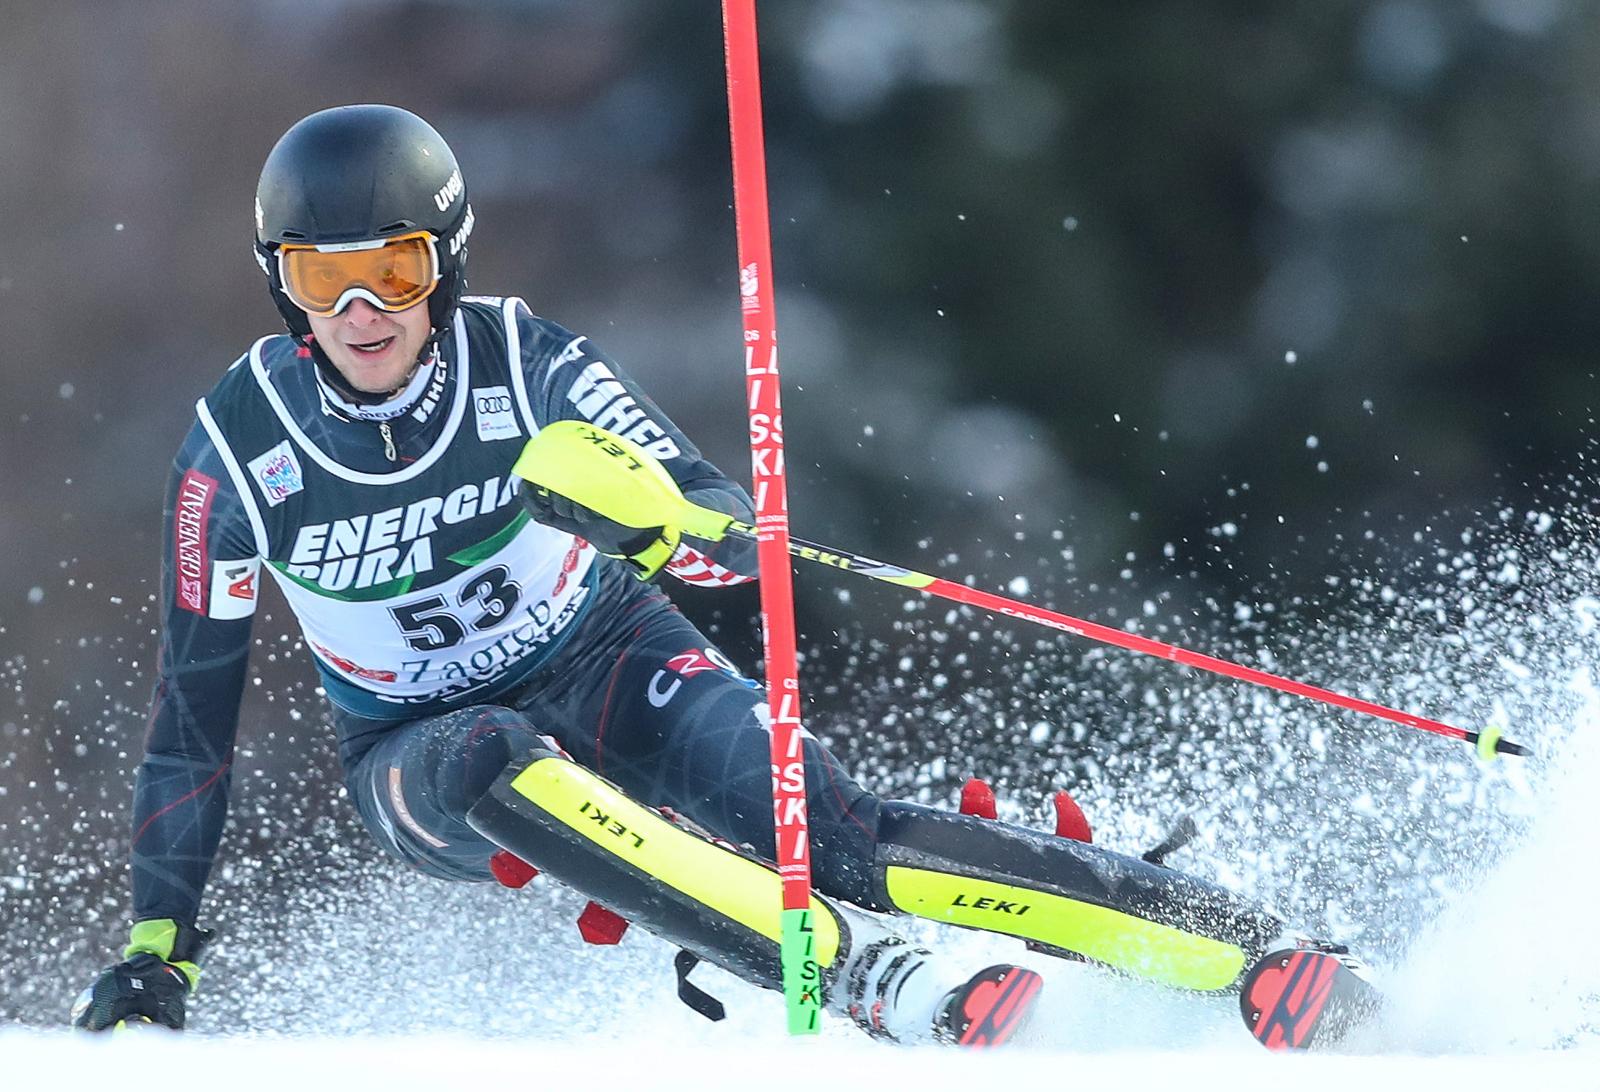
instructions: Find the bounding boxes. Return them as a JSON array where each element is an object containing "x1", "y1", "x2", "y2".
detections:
[{"x1": 513, "y1": 421, "x2": 736, "y2": 541}]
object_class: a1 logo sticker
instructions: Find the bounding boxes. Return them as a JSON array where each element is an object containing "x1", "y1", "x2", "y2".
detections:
[{"x1": 208, "y1": 558, "x2": 260, "y2": 620}]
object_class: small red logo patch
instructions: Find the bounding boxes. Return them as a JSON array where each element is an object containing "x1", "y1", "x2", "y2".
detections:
[
  {"x1": 311, "y1": 642, "x2": 398, "y2": 684},
  {"x1": 174, "y1": 470, "x2": 218, "y2": 615},
  {"x1": 552, "y1": 539, "x2": 584, "y2": 596}
]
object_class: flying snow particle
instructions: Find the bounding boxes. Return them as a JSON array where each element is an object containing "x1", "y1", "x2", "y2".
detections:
[
  {"x1": 1285, "y1": 350, "x2": 1298, "y2": 364},
  {"x1": 1305, "y1": 435, "x2": 1319, "y2": 449},
  {"x1": 59, "y1": 383, "x2": 75, "y2": 399},
  {"x1": 1008, "y1": 576, "x2": 1030, "y2": 596},
  {"x1": 26, "y1": 588, "x2": 43, "y2": 604}
]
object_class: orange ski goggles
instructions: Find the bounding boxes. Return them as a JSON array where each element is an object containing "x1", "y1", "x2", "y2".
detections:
[{"x1": 277, "y1": 231, "x2": 440, "y2": 317}]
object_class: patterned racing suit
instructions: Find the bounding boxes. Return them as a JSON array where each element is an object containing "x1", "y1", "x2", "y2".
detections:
[{"x1": 133, "y1": 297, "x2": 882, "y2": 928}]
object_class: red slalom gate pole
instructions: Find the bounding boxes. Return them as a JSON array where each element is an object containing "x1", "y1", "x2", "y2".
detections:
[{"x1": 721, "y1": 0, "x2": 822, "y2": 1033}]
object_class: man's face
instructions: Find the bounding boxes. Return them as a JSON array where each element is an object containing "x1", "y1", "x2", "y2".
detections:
[{"x1": 305, "y1": 297, "x2": 433, "y2": 396}]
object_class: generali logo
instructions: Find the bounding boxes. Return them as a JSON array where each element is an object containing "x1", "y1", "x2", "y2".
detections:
[{"x1": 174, "y1": 470, "x2": 217, "y2": 615}]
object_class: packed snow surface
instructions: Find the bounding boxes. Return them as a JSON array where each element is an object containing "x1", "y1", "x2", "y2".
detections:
[
  {"x1": 5, "y1": 496, "x2": 1598, "y2": 1082},
  {"x1": 4, "y1": 1033, "x2": 1600, "y2": 1092}
]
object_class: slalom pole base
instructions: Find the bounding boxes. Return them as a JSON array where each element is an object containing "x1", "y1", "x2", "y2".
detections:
[{"x1": 780, "y1": 906, "x2": 823, "y2": 1034}]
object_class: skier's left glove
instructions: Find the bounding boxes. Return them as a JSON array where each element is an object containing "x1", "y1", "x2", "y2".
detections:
[
  {"x1": 521, "y1": 486, "x2": 680, "y2": 580},
  {"x1": 72, "y1": 918, "x2": 213, "y2": 1031}
]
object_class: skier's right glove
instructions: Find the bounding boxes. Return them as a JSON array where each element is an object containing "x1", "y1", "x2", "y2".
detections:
[
  {"x1": 72, "y1": 918, "x2": 213, "y2": 1031},
  {"x1": 521, "y1": 485, "x2": 680, "y2": 580}
]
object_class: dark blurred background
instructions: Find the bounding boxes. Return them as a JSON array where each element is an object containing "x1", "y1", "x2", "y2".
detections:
[{"x1": 2, "y1": 0, "x2": 1597, "y2": 1022}]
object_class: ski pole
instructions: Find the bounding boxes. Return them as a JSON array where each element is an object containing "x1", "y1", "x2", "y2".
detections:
[
  {"x1": 511, "y1": 422, "x2": 1531, "y2": 761},
  {"x1": 721, "y1": 0, "x2": 823, "y2": 1034},
  {"x1": 712, "y1": 521, "x2": 1529, "y2": 759}
]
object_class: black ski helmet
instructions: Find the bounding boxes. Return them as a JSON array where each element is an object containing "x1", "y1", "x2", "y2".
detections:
[{"x1": 253, "y1": 104, "x2": 474, "y2": 346}]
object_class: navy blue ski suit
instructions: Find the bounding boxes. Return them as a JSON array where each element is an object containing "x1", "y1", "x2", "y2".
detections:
[{"x1": 133, "y1": 297, "x2": 883, "y2": 929}]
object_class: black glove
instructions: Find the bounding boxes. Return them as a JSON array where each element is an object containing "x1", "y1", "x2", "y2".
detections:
[
  {"x1": 72, "y1": 919, "x2": 212, "y2": 1031},
  {"x1": 521, "y1": 486, "x2": 679, "y2": 579}
]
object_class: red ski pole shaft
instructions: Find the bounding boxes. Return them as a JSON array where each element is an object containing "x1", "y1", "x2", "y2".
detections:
[
  {"x1": 721, "y1": 0, "x2": 823, "y2": 1034},
  {"x1": 719, "y1": 522, "x2": 1528, "y2": 758}
]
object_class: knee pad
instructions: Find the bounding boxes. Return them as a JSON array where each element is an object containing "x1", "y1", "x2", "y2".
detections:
[
  {"x1": 406, "y1": 704, "x2": 545, "y2": 819},
  {"x1": 447, "y1": 705, "x2": 543, "y2": 805},
  {"x1": 872, "y1": 801, "x2": 1283, "y2": 990}
]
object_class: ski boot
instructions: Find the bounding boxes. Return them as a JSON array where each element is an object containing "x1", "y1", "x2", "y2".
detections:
[{"x1": 836, "y1": 932, "x2": 1043, "y2": 1047}]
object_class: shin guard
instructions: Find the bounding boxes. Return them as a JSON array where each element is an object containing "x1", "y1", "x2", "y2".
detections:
[
  {"x1": 874, "y1": 802, "x2": 1284, "y2": 991},
  {"x1": 466, "y1": 747, "x2": 847, "y2": 996}
]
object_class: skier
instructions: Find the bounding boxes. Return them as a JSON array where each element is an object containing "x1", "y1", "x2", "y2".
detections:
[{"x1": 72, "y1": 105, "x2": 1284, "y2": 1044}]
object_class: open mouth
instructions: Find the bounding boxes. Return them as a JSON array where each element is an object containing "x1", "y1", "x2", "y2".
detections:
[{"x1": 350, "y1": 336, "x2": 396, "y2": 356}]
